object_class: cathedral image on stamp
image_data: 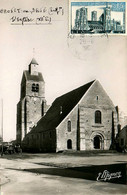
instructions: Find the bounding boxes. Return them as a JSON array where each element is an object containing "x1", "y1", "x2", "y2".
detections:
[{"x1": 70, "y1": 2, "x2": 126, "y2": 34}]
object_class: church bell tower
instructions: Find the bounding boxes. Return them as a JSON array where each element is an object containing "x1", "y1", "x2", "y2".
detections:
[{"x1": 16, "y1": 58, "x2": 46, "y2": 143}]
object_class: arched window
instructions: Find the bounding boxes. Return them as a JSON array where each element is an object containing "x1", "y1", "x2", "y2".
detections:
[
  {"x1": 67, "y1": 139, "x2": 72, "y2": 149},
  {"x1": 32, "y1": 83, "x2": 39, "y2": 92},
  {"x1": 32, "y1": 83, "x2": 35, "y2": 92},
  {"x1": 36, "y1": 84, "x2": 39, "y2": 92},
  {"x1": 95, "y1": 110, "x2": 101, "y2": 124},
  {"x1": 67, "y1": 120, "x2": 71, "y2": 132}
]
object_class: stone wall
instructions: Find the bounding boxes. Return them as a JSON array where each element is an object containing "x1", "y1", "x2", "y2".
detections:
[
  {"x1": 79, "y1": 106, "x2": 113, "y2": 150},
  {"x1": 26, "y1": 80, "x2": 45, "y2": 99},
  {"x1": 56, "y1": 81, "x2": 118, "y2": 152},
  {"x1": 17, "y1": 71, "x2": 46, "y2": 143},
  {"x1": 118, "y1": 126, "x2": 127, "y2": 149},
  {"x1": 16, "y1": 101, "x2": 21, "y2": 143},
  {"x1": 56, "y1": 106, "x2": 78, "y2": 152}
]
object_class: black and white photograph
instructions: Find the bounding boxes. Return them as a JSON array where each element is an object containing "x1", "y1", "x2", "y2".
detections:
[{"x1": 0, "y1": 0, "x2": 127, "y2": 194}]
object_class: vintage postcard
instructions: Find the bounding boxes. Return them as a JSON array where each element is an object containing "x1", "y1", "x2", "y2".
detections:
[{"x1": 0, "y1": 0, "x2": 127, "y2": 194}]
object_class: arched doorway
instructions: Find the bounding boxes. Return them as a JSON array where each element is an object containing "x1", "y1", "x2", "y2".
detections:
[
  {"x1": 67, "y1": 139, "x2": 72, "y2": 149},
  {"x1": 94, "y1": 135, "x2": 102, "y2": 149}
]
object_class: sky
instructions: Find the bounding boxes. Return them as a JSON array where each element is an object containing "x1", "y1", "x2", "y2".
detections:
[{"x1": 0, "y1": 0, "x2": 127, "y2": 141}]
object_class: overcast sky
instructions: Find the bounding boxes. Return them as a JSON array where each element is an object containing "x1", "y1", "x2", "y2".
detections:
[{"x1": 0, "y1": 0, "x2": 127, "y2": 141}]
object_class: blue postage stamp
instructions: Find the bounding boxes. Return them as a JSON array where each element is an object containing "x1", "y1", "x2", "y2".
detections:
[{"x1": 70, "y1": 1, "x2": 126, "y2": 34}]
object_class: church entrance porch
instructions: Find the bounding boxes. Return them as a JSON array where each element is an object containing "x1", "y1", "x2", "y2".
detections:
[
  {"x1": 94, "y1": 135, "x2": 102, "y2": 149},
  {"x1": 90, "y1": 132, "x2": 104, "y2": 150}
]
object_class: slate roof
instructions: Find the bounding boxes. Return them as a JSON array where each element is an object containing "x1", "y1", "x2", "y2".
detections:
[
  {"x1": 121, "y1": 125, "x2": 127, "y2": 132},
  {"x1": 29, "y1": 58, "x2": 39, "y2": 65},
  {"x1": 24, "y1": 70, "x2": 44, "y2": 82},
  {"x1": 30, "y1": 80, "x2": 95, "y2": 134}
]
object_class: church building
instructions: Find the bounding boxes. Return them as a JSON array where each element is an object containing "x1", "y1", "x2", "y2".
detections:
[
  {"x1": 17, "y1": 58, "x2": 118, "y2": 152},
  {"x1": 16, "y1": 58, "x2": 47, "y2": 143},
  {"x1": 17, "y1": 59, "x2": 118, "y2": 152}
]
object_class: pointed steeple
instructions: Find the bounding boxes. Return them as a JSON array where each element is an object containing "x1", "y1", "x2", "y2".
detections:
[{"x1": 29, "y1": 58, "x2": 38, "y2": 65}]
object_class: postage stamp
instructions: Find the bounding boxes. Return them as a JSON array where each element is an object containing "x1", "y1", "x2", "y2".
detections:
[{"x1": 69, "y1": 0, "x2": 126, "y2": 34}]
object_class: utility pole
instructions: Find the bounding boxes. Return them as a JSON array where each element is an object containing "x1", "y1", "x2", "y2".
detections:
[{"x1": 1, "y1": 99, "x2": 3, "y2": 156}]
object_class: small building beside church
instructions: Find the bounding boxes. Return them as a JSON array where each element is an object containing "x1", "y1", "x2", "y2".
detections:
[
  {"x1": 116, "y1": 125, "x2": 127, "y2": 152},
  {"x1": 17, "y1": 62, "x2": 119, "y2": 152}
]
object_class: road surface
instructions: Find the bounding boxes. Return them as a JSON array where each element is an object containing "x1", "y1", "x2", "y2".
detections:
[{"x1": 0, "y1": 152, "x2": 127, "y2": 195}]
